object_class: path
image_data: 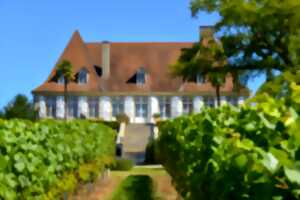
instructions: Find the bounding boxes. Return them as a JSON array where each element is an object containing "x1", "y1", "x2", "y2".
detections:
[
  {"x1": 70, "y1": 166, "x2": 179, "y2": 200},
  {"x1": 122, "y1": 124, "x2": 153, "y2": 164}
]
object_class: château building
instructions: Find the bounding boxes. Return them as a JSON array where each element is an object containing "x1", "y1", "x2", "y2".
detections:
[{"x1": 32, "y1": 27, "x2": 249, "y2": 123}]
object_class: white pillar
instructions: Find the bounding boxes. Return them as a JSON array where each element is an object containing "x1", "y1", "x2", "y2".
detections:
[
  {"x1": 124, "y1": 96, "x2": 135, "y2": 123},
  {"x1": 149, "y1": 96, "x2": 159, "y2": 123},
  {"x1": 100, "y1": 96, "x2": 112, "y2": 121},
  {"x1": 238, "y1": 96, "x2": 245, "y2": 105},
  {"x1": 220, "y1": 96, "x2": 227, "y2": 106},
  {"x1": 193, "y1": 96, "x2": 204, "y2": 113},
  {"x1": 78, "y1": 96, "x2": 89, "y2": 118},
  {"x1": 56, "y1": 96, "x2": 65, "y2": 119},
  {"x1": 37, "y1": 96, "x2": 47, "y2": 118},
  {"x1": 171, "y1": 96, "x2": 183, "y2": 118}
]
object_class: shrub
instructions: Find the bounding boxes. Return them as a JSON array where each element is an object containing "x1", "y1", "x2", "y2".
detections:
[
  {"x1": 110, "y1": 175, "x2": 157, "y2": 200},
  {"x1": 111, "y1": 159, "x2": 134, "y2": 171},
  {"x1": 89, "y1": 119, "x2": 120, "y2": 131},
  {"x1": 156, "y1": 94, "x2": 300, "y2": 200},
  {"x1": 0, "y1": 119, "x2": 116, "y2": 200},
  {"x1": 116, "y1": 113, "x2": 130, "y2": 124},
  {"x1": 144, "y1": 140, "x2": 159, "y2": 165}
]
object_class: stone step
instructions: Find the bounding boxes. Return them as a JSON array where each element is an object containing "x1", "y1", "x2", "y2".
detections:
[{"x1": 122, "y1": 123, "x2": 153, "y2": 164}]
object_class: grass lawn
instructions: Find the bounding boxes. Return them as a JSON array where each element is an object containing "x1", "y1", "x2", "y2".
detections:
[
  {"x1": 108, "y1": 175, "x2": 161, "y2": 200},
  {"x1": 106, "y1": 166, "x2": 178, "y2": 200}
]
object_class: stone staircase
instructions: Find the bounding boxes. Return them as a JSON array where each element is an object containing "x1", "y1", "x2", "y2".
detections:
[{"x1": 122, "y1": 123, "x2": 153, "y2": 164}]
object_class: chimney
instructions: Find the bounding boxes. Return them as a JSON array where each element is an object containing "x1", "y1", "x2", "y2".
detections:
[
  {"x1": 102, "y1": 41, "x2": 110, "y2": 79},
  {"x1": 199, "y1": 25, "x2": 215, "y2": 40}
]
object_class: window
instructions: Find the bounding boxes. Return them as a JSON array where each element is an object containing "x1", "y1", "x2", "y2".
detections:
[
  {"x1": 78, "y1": 69, "x2": 88, "y2": 84},
  {"x1": 135, "y1": 96, "x2": 148, "y2": 118},
  {"x1": 196, "y1": 73, "x2": 205, "y2": 84},
  {"x1": 67, "y1": 96, "x2": 78, "y2": 118},
  {"x1": 46, "y1": 96, "x2": 56, "y2": 117},
  {"x1": 112, "y1": 97, "x2": 124, "y2": 117},
  {"x1": 136, "y1": 68, "x2": 145, "y2": 85},
  {"x1": 57, "y1": 75, "x2": 65, "y2": 84},
  {"x1": 227, "y1": 96, "x2": 238, "y2": 106},
  {"x1": 204, "y1": 96, "x2": 215, "y2": 108},
  {"x1": 182, "y1": 96, "x2": 193, "y2": 115},
  {"x1": 158, "y1": 96, "x2": 171, "y2": 118},
  {"x1": 89, "y1": 97, "x2": 99, "y2": 118}
]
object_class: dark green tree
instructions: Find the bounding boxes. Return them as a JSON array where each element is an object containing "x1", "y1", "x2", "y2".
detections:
[
  {"x1": 190, "y1": 0, "x2": 300, "y2": 84},
  {"x1": 0, "y1": 110, "x2": 4, "y2": 118},
  {"x1": 56, "y1": 60, "x2": 74, "y2": 120},
  {"x1": 171, "y1": 33, "x2": 227, "y2": 106},
  {"x1": 3, "y1": 94, "x2": 37, "y2": 120}
]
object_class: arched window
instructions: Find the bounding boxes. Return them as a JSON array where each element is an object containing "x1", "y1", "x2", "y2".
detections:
[
  {"x1": 78, "y1": 69, "x2": 88, "y2": 84},
  {"x1": 136, "y1": 68, "x2": 145, "y2": 85}
]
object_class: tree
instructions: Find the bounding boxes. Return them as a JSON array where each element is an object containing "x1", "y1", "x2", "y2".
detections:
[
  {"x1": 3, "y1": 94, "x2": 37, "y2": 120},
  {"x1": 56, "y1": 60, "x2": 73, "y2": 120},
  {"x1": 0, "y1": 110, "x2": 4, "y2": 118},
  {"x1": 171, "y1": 33, "x2": 227, "y2": 106},
  {"x1": 190, "y1": 0, "x2": 300, "y2": 84}
]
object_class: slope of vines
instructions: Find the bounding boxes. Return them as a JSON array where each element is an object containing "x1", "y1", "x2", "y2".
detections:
[
  {"x1": 157, "y1": 88, "x2": 300, "y2": 199},
  {"x1": 0, "y1": 119, "x2": 115, "y2": 200}
]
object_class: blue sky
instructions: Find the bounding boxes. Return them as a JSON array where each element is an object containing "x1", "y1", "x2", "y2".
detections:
[{"x1": 0, "y1": 0, "x2": 264, "y2": 108}]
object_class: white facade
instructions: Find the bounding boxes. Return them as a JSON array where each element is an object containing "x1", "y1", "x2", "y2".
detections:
[
  {"x1": 37, "y1": 96, "x2": 47, "y2": 118},
  {"x1": 100, "y1": 96, "x2": 112, "y2": 121},
  {"x1": 78, "y1": 96, "x2": 89, "y2": 118},
  {"x1": 193, "y1": 96, "x2": 204, "y2": 113},
  {"x1": 56, "y1": 96, "x2": 65, "y2": 119},
  {"x1": 37, "y1": 95, "x2": 245, "y2": 123},
  {"x1": 171, "y1": 96, "x2": 183, "y2": 118},
  {"x1": 124, "y1": 96, "x2": 135, "y2": 123}
]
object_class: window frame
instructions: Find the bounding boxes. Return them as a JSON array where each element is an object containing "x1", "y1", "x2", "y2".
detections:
[
  {"x1": 88, "y1": 97, "x2": 99, "y2": 118},
  {"x1": 112, "y1": 96, "x2": 125, "y2": 117},
  {"x1": 158, "y1": 96, "x2": 171, "y2": 118},
  {"x1": 136, "y1": 68, "x2": 146, "y2": 85},
  {"x1": 135, "y1": 96, "x2": 148, "y2": 118},
  {"x1": 57, "y1": 75, "x2": 65, "y2": 84},
  {"x1": 67, "y1": 96, "x2": 78, "y2": 118},
  {"x1": 78, "y1": 69, "x2": 88, "y2": 85},
  {"x1": 204, "y1": 96, "x2": 215, "y2": 108},
  {"x1": 46, "y1": 96, "x2": 56, "y2": 118},
  {"x1": 182, "y1": 96, "x2": 193, "y2": 115},
  {"x1": 196, "y1": 73, "x2": 205, "y2": 84}
]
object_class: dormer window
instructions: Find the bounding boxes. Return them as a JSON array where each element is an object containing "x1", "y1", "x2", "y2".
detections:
[
  {"x1": 57, "y1": 75, "x2": 65, "y2": 84},
  {"x1": 78, "y1": 69, "x2": 88, "y2": 84},
  {"x1": 136, "y1": 68, "x2": 145, "y2": 85},
  {"x1": 196, "y1": 73, "x2": 205, "y2": 84}
]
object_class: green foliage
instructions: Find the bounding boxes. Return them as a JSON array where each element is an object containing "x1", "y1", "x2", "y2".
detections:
[
  {"x1": 111, "y1": 159, "x2": 134, "y2": 171},
  {"x1": 190, "y1": 0, "x2": 300, "y2": 83},
  {"x1": 109, "y1": 175, "x2": 159, "y2": 200},
  {"x1": 171, "y1": 37, "x2": 228, "y2": 105},
  {"x1": 156, "y1": 83, "x2": 300, "y2": 199},
  {"x1": 55, "y1": 60, "x2": 73, "y2": 83},
  {"x1": 144, "y1": 140, "x2": 159, "y2": 165},
  {"x1": 89, "y1": 119, "x2": 120, "y2": 131},
  {"x1": 2, "y1": 94, "x2": 38, "y2": 121},
  {"x1": 0, "y1": 119, "x2": 115, "y2": 200}
]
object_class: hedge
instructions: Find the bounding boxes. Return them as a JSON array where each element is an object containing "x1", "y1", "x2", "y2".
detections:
[
  {"x1": 156, "y1": 94, "x2": 300, "y2": 200},
  {"x1": 0, "y1": 119, "x2": 115, "y2": 200}
]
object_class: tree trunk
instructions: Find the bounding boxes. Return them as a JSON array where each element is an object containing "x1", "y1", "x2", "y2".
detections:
[
  {"x1": 216, "y1": 86, "x2": 221, "y2": 107},
  {"x1": 64, "y1": 81, "x2": 68, "y2": 121}
]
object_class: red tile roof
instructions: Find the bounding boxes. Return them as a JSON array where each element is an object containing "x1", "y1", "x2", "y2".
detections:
[{"x1": 32, "y1": 31, "x2": 249, "y2": 96}]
